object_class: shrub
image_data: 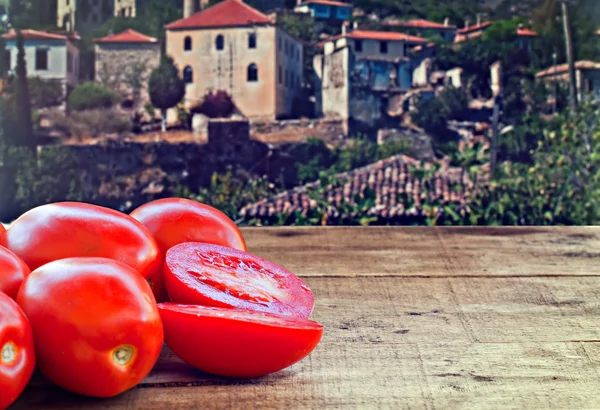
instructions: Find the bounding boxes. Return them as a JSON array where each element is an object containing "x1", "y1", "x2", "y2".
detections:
[
  {"x1": 68, "y1": 82, "x2": 116, "y2": 111},
  {"x1": 192, "y1": 91, "x2": 235, "y2": 119},
  {"x1": 52, "y1": 109, "x2": 131, "y2": 139}
]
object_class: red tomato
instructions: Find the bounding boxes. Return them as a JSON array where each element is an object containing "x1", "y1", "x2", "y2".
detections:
[
  {"x1": 17, "y1": 258, "x2": 164, "y2": 398},
  {"x1": 0, "y1": 291, "x2": 35, "y2": 409},
  {"x1": 0, "y1": 223, "x2": 6, "y2": 247},
  {"x1": 0, "y1": 246, "x2": 31, "y2": 300},
  {"x1": 5, "y1": 202, "x2": 162, "y2": 298},
  {"x1": 164, "y1": 243, "x2": 315, "y2": 318},
  {"x1": 130, "y1": 198, "x2": 247, "y2": 254},
  {"x1": 158, "y1": 303, "x2": 323, "y2": 378}
]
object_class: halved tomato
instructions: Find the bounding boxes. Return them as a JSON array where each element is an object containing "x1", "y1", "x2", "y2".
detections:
[
  {"x1": 17, "y1": 257, "x2": 163, "y2": 398},
  {"x1": 130, "y1": 198, "x2": 247, "y2": 253},
  {"x1": 158, "y1": 303, "x2": 323, "y2": 378},
  {"x1": 5, "y1": 202, "x2": 162, "y2": 298},
  {"x1": 0, "y1": 291, "x2": 35, "y2": 409},
  {"x1": 164, "y1": 243, "x2": 314, "y2": 319},
  {"x1": 0, "y1": 246, "x2": 31, "y2": 300}
]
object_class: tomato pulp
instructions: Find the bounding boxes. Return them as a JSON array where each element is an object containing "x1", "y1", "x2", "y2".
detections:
[
  {"x1": 17, "y1": 258, "x2": 164, "y2": 398},
  {"x1": 164, "y1": 243, "x2": 315, "y2": 319},
  {"x1": 158, "y1": 304, "x2": 323, "y2": 378},
  {"x1": 130, "y1": 198, "x2": 247, "y2": 253},
  {"x1": 5, "y1": 202, "x2": 162, "y2": 298},
  {"x1": 0, "y1": 292, "x2": 35, "y2": 409},
  {"x1": 0, "y1": 246, "x2": 31, "y2": 300}
]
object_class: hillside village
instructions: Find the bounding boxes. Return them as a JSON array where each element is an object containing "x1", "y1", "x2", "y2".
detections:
[{"x1": 0, "y1": 0, "x2": 599, "y2": 225}]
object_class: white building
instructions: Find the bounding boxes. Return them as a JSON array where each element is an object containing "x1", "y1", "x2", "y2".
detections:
[{"x1": 2, "y1": 29, "x2": 79, "y2": 93}]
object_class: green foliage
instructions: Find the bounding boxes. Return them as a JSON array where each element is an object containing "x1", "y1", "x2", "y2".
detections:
[
  {"x1": 149, "y1": 56, "x2": 185, "y2": 112},
  {"x1": 68, "y1": 82, "x2": 116, "y2": 111},
  {"x1": 5, "y1": 76, "x2": 64, "y2": 108}
]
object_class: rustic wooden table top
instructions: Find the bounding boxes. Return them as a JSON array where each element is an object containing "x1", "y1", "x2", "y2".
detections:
[{"x1": 10, "y1": 226, "x2": 600, "y2": 409}]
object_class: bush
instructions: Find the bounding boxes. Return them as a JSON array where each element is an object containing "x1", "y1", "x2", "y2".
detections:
[
  {"x1": 53, "y1": 109, "x2": 132, "y2": 139},
  {"x1": 68, "y1": 82, "x2": 116, "y2": 111},
  {"x1": 5, "y1": 76, "x2": 65, "y2": 108},
  {"x1": 192, "y1": 91, "x2": 235, "y2": 119}
]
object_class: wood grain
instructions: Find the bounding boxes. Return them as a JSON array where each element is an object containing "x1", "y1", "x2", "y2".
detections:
[{"x1": 10, "y1": 227, "x2": 600, "y2": 409}]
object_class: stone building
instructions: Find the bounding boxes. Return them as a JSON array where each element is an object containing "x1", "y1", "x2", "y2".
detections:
[
  {"x1": 166, "y1": 0, "x2": 304, "y2": 120},
  {"x1": 94, "y1": 29, "x2": 160, "y2": 108},
  {"x1": 536, "y1": 60, "x2": 600, "y2": 102},
  {"x1": 57, "y1": 0, "x2": 137, "y2": 33}
]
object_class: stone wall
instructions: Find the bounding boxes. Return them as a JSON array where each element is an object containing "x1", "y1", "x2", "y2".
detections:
[
  {"x1": 95, "y1": 42, "x2": 161, "y2": 109},
  {"x1": 377, "y1": 128, "x2": 435, "y2": 162},
  {"x1": 251, "y1": 118, "x2": 347, "y2": 144}
]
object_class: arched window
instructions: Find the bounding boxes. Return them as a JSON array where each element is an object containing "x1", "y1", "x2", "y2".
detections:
[
  {"x1": 183, "y1": 66, "x2": 193, "y2": 83},
  {"x1": 184, "y1": 36, "x2": 192, "y2": 51},
  {"x1": 247, "y1": 63, "x2": 258, "y2": 82},
  {"x1": 248, "y1": 33, "x2": 256, "y2": 49},
  {"x1": 215, "y1": 34, "x2": 224, "y2": 51}
]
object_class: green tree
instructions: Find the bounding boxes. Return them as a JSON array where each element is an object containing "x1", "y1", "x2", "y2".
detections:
[
  {"x1": 148, "y1": 56, "x2": 186, "y2": 132},
  {"x1": 68, "y1": 82, "x2": 116, "y2": 111}
]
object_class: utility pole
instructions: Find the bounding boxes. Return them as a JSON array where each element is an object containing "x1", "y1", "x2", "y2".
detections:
[
  {"x1": 552, "y1": 50, "x2": 557, "y2": 114},
  {"x1": 560, "y1": 0, "x2": 578, "y2": 110}
]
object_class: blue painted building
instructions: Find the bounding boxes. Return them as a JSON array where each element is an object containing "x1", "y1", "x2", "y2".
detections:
[{"x1": 295, "y1": 0, "x2": 352, "y2": 21}]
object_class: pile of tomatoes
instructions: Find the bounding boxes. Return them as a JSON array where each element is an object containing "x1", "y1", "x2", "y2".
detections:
[{"x1": 0, "y1": 199, "x2": 323, "y2": 408}]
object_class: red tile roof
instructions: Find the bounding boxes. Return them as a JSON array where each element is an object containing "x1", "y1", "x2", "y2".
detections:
[
  {"x1": 166, "y1": 0, "x2": 273, "y2": 30},
  {"x1": 302, "y1": 0, "x2": 352, "y2": 7},
  {"x1": 95, "y1": 29, "x2": 158, "y2": 44},
  {"x1": 346, "y1": 30, "x2": 428, "y2": 43},
  {"x1": 516, "y1": 28, "x2": 538, "y2": 37},
  {"x1": 536, "y1": 60, "x2": 600, "y2": 78},
  {"x1": 386, "y1": 18, "x2": 456, "y2": 30},
  {"x1": 456, "y1": 21, "x2": 492, "y2": 34},
  {"x1": 240, "y1": 155, "x2": 486, "y2": 221},
  {"x1": 2, "y1": 29, "x2": 69, "y2": 41}
]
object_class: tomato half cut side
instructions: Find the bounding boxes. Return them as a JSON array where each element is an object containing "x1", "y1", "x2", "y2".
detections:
[
  {"x1": 0, "y1": 292, "x2": 35, "y2": 409},
  {"x1": 158, "y1": 303, "x2": 323, "y2": 378},
  {"x1": 5, "y1": 202, "x2": 163, "y2": 298},
  {"x1": 0, "y1": 246, "x2": 31, "y2": 300},
  {"x1": 17, "y1": 257, "x2": 164, "y2": 398},
  {"x1": 130, "y1": 198, "x2": 247, "y2": 254},
  {"x1": 164, "y1": 243, "x2": 315, "y2": 319}
]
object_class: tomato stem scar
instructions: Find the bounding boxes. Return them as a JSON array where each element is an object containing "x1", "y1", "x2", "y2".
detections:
[
  {"x1": 112, "y1": 345, "x2": 134, "y2": 366},
  {"x1": 1, "y1": 342, "x2": 16, "y2": 364}
]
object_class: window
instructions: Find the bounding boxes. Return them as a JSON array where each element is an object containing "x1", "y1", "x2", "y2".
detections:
[
  {"x1": 184, "y1": 36, "x2": 192, "y2": 51},
  {"x1": 355, "y1": 40, "x2": 363, "y2": 52},
  {"x1": 35, "y1": 49, "x2": 48, "y2": 70},
  {"x1": 247, "y1": 63, "x2": 258, "y2": 82},
  {"x1": 216, "y1": 34, "x2": 224, "y2": 50},
  {"x1": 248, "y1": 33, "x2": 256, "y2": 49},
  {"x1": 379, "y1": 41, "x2": 388, "y2": 54},
  {"x1": 183, "y1": 66, "x2": 193, "y2": 83},
  {"x1": 278, "y1": 65, "x2": 282, "y2": 84}
]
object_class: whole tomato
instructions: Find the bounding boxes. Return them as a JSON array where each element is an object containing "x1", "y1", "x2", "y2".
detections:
[
  {"x1": 17, "y1": 257, "x2": 164, "y2": 398},
  {"x1": 0, "y1": 291, "x2": 35, "y2": 409},
  {"x1": 5, "y1": 202, "x2": 162, "y2": 298},
  {"x1": 130, "y1": 198, "x2": 247, "y2": 254},
  {"x1": 0, "y1": 246, "x2": 31, "y2": 300}
]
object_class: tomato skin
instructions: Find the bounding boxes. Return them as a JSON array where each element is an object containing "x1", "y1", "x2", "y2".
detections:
[
  {"x1": 164, "y1": 243, "x2": 315, "y2": 319},
  {"x1": 130, "y1": 198, "x2": 246, "y2": 254},
  {"x1": 0, "y1": 246, "x2": 31, "y2": 300},
  {"x1": 158, "y1": 304, "x2": 323, "y2": 378},
  {"x1": 17, "y1": 258, "x2": 164, "y2": 398},
  {"x1": 0, "y1": 292, "x2": 35, "y2": 409},
  {"x1": 5, "y1": 202, "x2": 162, "y2": 298}
]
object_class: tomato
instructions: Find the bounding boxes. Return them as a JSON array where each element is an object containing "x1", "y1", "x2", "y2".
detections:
[
  {"x1": 17, "y1": 257, "x2": 164, "y2": 398},
  {"x1": 0, "y1": 291, "x2": 35, "y2": 409},
  {"x1": 158, "y1": 303, "x2": 323, "y2": 378},
  {"x1": 130, "y1": 198, "x2": 247, "y2": 254},
  {"x1": 0, "y1": 223, "x2": 6, "y2": 247},
  {"x1": 164, "y1": 243, "x2": 314, "y2": 319},
  {"x1": 5, "y1": 202, "x2": 162, "y2": 298},
  {"x1": 0, "y1": 246, "x2": 31, "y2": 300}
]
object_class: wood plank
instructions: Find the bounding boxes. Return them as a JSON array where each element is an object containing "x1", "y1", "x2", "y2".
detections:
[
  {"x1": 241, "y1": 226, "x2": 600, "y2": 277},
  {"x1": 14, "y1": 276, "x2": 600, "y2": 409}
]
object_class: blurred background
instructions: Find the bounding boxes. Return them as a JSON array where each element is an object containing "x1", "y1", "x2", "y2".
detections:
[{"x1": 0, "y1": 0, "x2": 599, "y2": 226}]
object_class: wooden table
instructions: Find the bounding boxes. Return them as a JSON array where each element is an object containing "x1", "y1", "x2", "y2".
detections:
[{"x1": 11, "y1": 227, "x2": 600, "y2": 409}]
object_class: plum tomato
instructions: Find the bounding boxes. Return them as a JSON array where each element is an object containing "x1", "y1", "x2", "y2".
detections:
[
  {"x1": 16, "y1": 258, "x2": 164, "y2": 398},
  {"x1": 5, "y1": 202, "x2": 163, "y2": 298},
  {"x1": 130, "y1": 198, "x2": 247, "y2": 254},
  {"x1": 0, "y1": 246, "x2": 31, "y2": 300},
  {"x1": 164, "y1": 243, "x2": 315, "y2": 319},
  {"x1": 0, "y1": 291, "x2": 35, "y2": 409},
  {"x1": 158, "y1": 303, "x2": 323, "y2": 378}
]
